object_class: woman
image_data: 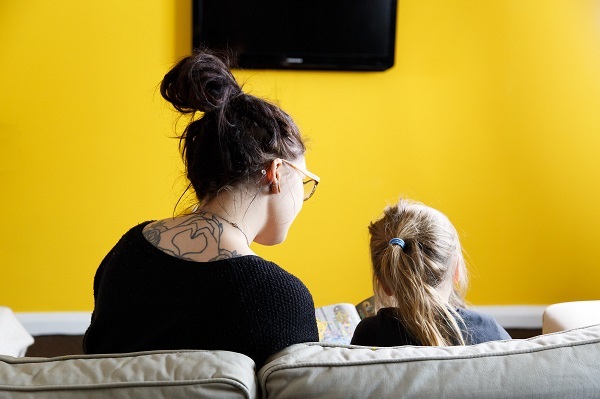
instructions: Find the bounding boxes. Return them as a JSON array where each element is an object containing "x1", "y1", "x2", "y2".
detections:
[{"x1": 83, "y1": 50, "x2": 320, "y2": 368}]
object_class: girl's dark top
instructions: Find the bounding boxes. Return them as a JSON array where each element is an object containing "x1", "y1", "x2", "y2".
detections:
[
  {"x1": 83, "y1": 221, "x2": 319, "y2": 368},
  {"x1": 350, "y1": 307, "x2": 511, "y2": 347}
]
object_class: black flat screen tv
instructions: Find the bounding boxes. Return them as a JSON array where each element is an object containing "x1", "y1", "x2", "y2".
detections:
[{"x1": 192, "y1": 0, "x2": 398, "y2": 71}]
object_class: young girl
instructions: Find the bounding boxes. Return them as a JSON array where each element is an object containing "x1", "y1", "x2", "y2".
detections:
[{"x1": 351, "y1": 199, "x2": 510, "y2": 347}]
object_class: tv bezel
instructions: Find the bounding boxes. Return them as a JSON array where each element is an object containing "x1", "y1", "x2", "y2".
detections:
[{"x1": 192, "y1": 0, "x2": 398, "y2": 71}]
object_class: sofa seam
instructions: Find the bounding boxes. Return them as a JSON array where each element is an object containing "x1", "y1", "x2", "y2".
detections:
[{"x1": 0, "y1": 378, "x2": 252, "y2": 396}]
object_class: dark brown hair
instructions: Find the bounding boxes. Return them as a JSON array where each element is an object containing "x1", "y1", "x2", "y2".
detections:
[{"x1": 160, "y1": 49, "x2": 306, "y2": 204}]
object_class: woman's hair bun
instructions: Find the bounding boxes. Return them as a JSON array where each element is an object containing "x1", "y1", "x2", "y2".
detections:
[
  {"x1": 160, "y1": 48, "x2": 306, "y2": 204},
  {"x1": 160, "y1": 49, "x2": 242, "y2": 114}
]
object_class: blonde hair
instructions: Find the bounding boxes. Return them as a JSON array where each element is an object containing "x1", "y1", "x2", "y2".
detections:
[{"x1": 369, "y1": 199, "x2": 469, "y2": 346}]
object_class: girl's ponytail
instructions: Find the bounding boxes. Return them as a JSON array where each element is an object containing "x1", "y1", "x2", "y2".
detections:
[{"x1": 369, "y1": 200, "x2": 468, "y2": 346}]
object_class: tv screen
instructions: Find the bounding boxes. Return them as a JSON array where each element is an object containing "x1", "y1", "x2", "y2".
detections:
[{"x1": 192, "y1": 0, "x2": 398, "y2": 71}]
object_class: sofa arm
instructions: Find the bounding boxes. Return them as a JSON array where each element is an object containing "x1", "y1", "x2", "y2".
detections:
[{"x1": 542, "y1": 300, "x2": 600, "y2": 334}]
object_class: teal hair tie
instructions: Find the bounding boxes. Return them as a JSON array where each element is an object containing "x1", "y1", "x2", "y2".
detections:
[{"x1": 389, "y1": 238, "x2": 405, "y2": 249}]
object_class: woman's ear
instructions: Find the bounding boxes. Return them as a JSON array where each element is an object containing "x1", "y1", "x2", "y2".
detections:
[{"x1": 266, "y1": 158, "x2": 282, "y2": 194}]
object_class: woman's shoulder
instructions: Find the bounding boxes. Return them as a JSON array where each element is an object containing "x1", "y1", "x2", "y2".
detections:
[
  {"x1": 107, "y1": 221, "x2": 155, "y2": 248},
  {"x1": 228, "y1": 258, "x2": 316, "y2": 309},
  {"x1": 232, "y1": 256, "x2": 310, "y2": 289},
  {"x1": 140, "y1": 215, "x2": 254, "y2": 262},
  {"x1": 140, "y1": 216, "x2": 193, "y2": 248}
]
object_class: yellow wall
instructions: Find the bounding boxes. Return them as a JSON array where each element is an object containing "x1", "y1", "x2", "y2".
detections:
[{"x1": 2, "y1": 1, "x2": 600, "y2": 311}]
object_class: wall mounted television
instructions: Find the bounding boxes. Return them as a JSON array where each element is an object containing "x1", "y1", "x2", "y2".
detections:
[{"x1": 192, "y1": 0, "x2": 398, "y2": 71}]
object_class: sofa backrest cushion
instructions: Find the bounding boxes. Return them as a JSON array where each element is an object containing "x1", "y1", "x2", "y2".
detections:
[
  {"x1": 0, "y1": 349, "x2": 257, "y2": 399},
  {"x1": 259, "y1": 324, "x2": 600, "y2": 399}
]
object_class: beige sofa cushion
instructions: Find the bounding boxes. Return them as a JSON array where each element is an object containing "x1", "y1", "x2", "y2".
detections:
[
  {"x1": 259, "y1": 324, "x2": 600, "y2": 399},
  {"x1": 0, "y1": 349, "x2": 257, "y2": 399}
]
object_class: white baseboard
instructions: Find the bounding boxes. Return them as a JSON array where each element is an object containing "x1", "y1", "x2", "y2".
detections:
[
  {"x1": 15, "y1": 306, "x2": 547, "y2": 336},
  {"x1": 15, "y1": 312, "x2": 91, "y2": 336},
  {"x1": 471, "y1": 305, "x2": 547, "y2": 329}
]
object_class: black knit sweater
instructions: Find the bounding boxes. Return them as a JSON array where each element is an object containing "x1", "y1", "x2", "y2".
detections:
[{"x1": 83, "y1": 222, "x2": 319, "y2": 368}]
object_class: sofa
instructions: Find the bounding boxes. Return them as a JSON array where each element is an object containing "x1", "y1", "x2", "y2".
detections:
[{"x1": 1, "y1": 302, "x2": 599, "y2": 399}]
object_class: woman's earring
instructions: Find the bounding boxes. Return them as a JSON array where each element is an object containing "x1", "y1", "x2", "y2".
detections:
[
  {"x1": 266, "y1": 168, "x2": 280, "y2": 194},
  {"x1": 270, "y1": 179, "x2": 281, "y2": 194}
]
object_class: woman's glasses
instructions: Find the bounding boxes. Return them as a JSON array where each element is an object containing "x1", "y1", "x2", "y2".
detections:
[{"x1": 281, "y1": 159, "x2": 320, "y2": 201}]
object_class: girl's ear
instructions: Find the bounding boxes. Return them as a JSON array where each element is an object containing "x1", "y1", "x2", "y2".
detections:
[
  {"x1": 453, "y1": 260, "x2": 461, "y2": 284},
  {"x1": 266, "y1": 158, "x2": 282, "y2": 194}
]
